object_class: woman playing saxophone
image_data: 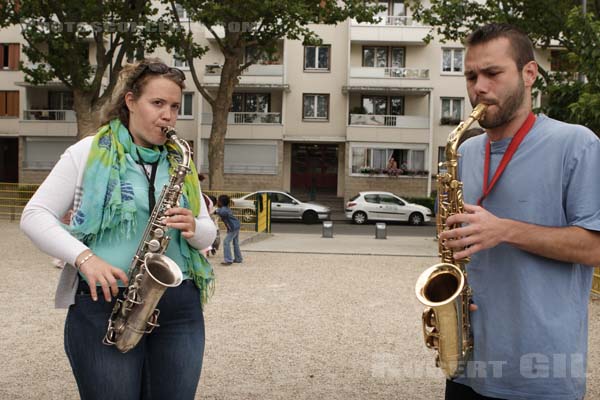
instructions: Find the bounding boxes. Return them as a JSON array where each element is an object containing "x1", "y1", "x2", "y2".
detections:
[{"x1": 20, "y1": 58, "x2": 216, "y2": 400}]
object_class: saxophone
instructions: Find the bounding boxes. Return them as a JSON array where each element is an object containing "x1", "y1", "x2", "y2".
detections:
[
  {"x1": 103, "y1": 126, "x2": 191, "y2": 353},
  {"x1": 414, "y1": 103, "x2": 487, "y2": 378}
]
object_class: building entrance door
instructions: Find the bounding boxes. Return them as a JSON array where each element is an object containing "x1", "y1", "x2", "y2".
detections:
[
  {"x1": 0, "y1": 138, "x2": 18, "y2": 182},
  {"x1": 291, "y1": 144, "x2": 338, "y2": 195}
]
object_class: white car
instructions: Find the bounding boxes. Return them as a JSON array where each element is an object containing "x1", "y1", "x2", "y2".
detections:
[
  {"x1": 234, "y1": 190, "x2": 331, "y2": 224},
  {"x1": 345, "y1": 191, "x2": 432, "y2": 225}
]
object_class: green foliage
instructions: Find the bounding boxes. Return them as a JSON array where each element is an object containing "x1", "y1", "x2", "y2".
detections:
[
  {"x1": 405, "y1": 196, "x2": 435, "y2": 212},
  {"x1": 0, "y1": 1, "x2": 162, "y2": 105},
  {"x1": 160, "y1": 0, "x2": 385, "y2": 74},
  {"x1": 407, "y1": 0, "x2": 600, "y2": 136}
]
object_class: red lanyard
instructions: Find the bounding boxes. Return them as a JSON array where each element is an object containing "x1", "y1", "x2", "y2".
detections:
[{"x1": 477, "y1": 112, "x2": 536, "y2": 206}]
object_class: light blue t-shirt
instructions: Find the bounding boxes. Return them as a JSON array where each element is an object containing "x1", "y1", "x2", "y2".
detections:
[
  {"x1": 454, "y1": 115, "x2": 600, "y2": 400},
  {"x1": 89, "y1": 150, "x2": 190, "y2": 283}
]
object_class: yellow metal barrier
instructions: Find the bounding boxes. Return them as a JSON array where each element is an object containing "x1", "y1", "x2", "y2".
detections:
[
  {"x1": 0, "y1": 183, "x2": 39, "y2": 221},
  {"x1": 593, "y1": 267, "x2": 600, "y2": 296},
  {"x1": 255, "y1": 193, "x2": 271, "y2": 234},
  {"x1": 0, "y1": 185, "x2": 268, "y2": 233},
  {"x1": 202, "y1": 190, "x2": 262, "y2": 233}
]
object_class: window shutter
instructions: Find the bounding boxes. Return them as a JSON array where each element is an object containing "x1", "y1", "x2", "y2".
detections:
[
  {"x1": 6, "y1": 91, "x2": 19, "y2": 117},
  {"x1": 8, "y1": 44, "x2": 19, "y2": 70},
  {"x1": 0, "y1": 45, "x2": 4, "y2": 68},
  {"x1": 0, "y1": 92, "x2": 6, "y2": 116}
]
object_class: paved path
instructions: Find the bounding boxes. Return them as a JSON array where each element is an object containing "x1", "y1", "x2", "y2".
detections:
[
  {"x1": 1, "y1": 222, "x2": 598, "y2": 399},
  {"x1": 242, "y1": 232, "x2": 438, "y2": 257}
]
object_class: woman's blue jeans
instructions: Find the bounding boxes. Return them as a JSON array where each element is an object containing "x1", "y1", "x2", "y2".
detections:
[
  {"x1": 223, "y1": 229, "x2": 243, "y2": 263},
  {"x1": 64, "y1": 279, "x2": 205, "y2": 400}
]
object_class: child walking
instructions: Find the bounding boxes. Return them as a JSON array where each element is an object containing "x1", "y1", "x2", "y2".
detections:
[{"x1": 216, "y1": 194, "x2": 243, "y2": 265}]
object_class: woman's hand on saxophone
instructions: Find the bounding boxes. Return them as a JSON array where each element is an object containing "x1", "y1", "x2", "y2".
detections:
[
  {"x1": 76, "y1": 251, "x2": 129, "y2": 302},
  {"x1": 164, "y1": 207, "x2": 196, "y2": 239},
  {"x1": 439, "y1": 203, "x2": 507, "y2": 260}
]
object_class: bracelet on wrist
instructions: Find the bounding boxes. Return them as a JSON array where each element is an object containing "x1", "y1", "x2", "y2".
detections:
[{"x1": 76, "y1": 252, "x2": 95, "y2": 270}]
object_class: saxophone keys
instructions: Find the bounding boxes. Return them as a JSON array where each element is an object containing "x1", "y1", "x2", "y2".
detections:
[
  {"x1": 153, "y1": 228, "x2": 164, "y2": 239},
  {"x1": 148, "y1": 239, "x2": 161, "y2": 252}
]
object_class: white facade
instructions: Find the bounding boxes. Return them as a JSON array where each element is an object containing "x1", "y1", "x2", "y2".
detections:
[{"x1": 0, "y1": 3, "x2": 552, "y2": 200}]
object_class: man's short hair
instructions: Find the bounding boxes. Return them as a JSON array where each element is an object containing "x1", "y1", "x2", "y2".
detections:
[{"x1": 465, "y1": 23, "x2": 535, "y2": 71}]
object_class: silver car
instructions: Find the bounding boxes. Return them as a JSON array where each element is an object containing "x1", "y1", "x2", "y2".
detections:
[
  {"x1": 234, "y1": 190, "x2": 331, "y2": 224},
  {"x1": 345, "y1": 191, "x2": 432, "y2": 225}
]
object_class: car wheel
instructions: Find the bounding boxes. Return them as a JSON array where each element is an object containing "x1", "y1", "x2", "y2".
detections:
[
  {"x1": 409, "y1": 212, "x2": 424, "y2": 226},
  {"x1": 302, "y1": 210, "x2": 319, "y2": 224},
  {"x1": 352, "y1": 211, "x2": 367, "y2": 225}
]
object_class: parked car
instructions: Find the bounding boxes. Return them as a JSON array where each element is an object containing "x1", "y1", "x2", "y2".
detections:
[
  {"x1": 234, "y1": 190, "x2": 331, "y2": 224},
  {"x1": 345, "y1": 191, "x2": 432, "y2": 225}
]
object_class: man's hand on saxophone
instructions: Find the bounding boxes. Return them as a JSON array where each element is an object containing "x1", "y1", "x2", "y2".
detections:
[
  {"x1": 439, "y1": 203, "x2": 507, "y2": 261},
  {"x1": 75, "y1": 250, "x2": 129, "y2": 302}
]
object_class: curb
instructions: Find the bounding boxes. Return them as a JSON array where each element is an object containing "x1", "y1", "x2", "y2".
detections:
[{"x1": 240, "y1": 231, "x2": 273, "y2": 246}]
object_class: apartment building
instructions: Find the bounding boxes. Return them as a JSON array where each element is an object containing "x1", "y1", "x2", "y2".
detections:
[{"x1": 0, "y1": 1, "x2": 551, "y2": 201}]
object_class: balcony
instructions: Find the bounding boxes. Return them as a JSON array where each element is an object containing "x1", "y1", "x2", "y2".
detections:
[
  {"x1": 202, "y1": 112, "x2": 282, "y2": 125},
  {"x1": 23, "y1": 109, "x2": 76, "y2": 121},
  {"x1": 200, "y1": 112, "x2": 283, "y2": 140},
  {"x1": 347, "y1": 67, "x2": 430, "y2": 91},
  {"x1": 349, "y1": 114, "x2": 428, "y2": 129},
  {"x1": 20, "y1": 109, "x2": 77, "y2": 136},
  {"x1": 347, "y1": 114, "x2": 429, "y2": 144},
  {"x1": 203, "y1": 63, "x2": 286, "y2": 88},
  {"x1": 350, "y1": 16, "x2": 430, "y2": 44}
]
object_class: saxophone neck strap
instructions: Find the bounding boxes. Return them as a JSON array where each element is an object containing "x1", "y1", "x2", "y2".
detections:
[
  {"x1": 477, "y1": 112, "x2": 536, "y2": 207},
  {"x1": 136, "y1": 148, "x2": 159, "y2": 212}
]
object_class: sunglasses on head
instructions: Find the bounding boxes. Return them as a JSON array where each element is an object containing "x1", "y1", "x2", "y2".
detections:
[{"x1": 133, "y1": 62, "x2": 186, "y2": 83}]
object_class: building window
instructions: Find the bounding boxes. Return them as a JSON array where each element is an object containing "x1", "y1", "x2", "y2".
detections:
[
  {"x1": 178, "y1": 92, "x2": 193, "y2": 118},
  {"x1": 303, "y1": 94, "x2": 329, "y2": 120},
  {"x1": 362, "y1": 46, "x2": 405, "y2": 70},
  {"x1": 0, "y1": 91, "x2": 19, "y2": 117},
  {"x1": 442, "y1": 48, "x2": 463, "y2": 73},
  {"x1": 48, "y1": 91, "x2": 73, "y2": 110},
  {"x1": 351, "y1": 146, "x2": 427, "y2": 174},
  {"x1": 173, "y1": 53, "x2": 189, "y2": 69},
  {"x1": 363, "y1": 47, "x2": 388, "y2": 68},
  {"x1": 244, "y1": 46, "x2": 276, "y2": 65},
  {"x1": 361, "y1": 95, "x2": 404, "y2": 116},
  {"x1": 0, "y1": 43, "x2": 20, "y2": 70},
  {"x1": 375, "y1": 0, "x2": 406, "y2": 25},
  {"x1": 304, "y1": 45, "x2": 330, "y2": 71},
  {"x1": 440, "y1": 98, "x2": 463, "y2": 125},
  {"x1": 174, "y1": 3, "x2": 189, "y2": 21},
  {"x1": 231, "y1": 93, "x2": 271, "y2": 113}
]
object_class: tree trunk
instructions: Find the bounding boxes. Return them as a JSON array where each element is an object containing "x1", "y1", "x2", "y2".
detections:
[
  {"x1": 72, "y1": 89, "x2": 100, "y2": 140},
  {"x1": 207, "y1": 54, "x2": 242, "y2": 190}
]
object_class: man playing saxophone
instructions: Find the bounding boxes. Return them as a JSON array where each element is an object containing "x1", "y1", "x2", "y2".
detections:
[
  {"x1": 21, "y1": 59, "x2": 216, "y2": 400},
  {"x1": 439, "y1": 24, "x2": 600, "y2": 400}
]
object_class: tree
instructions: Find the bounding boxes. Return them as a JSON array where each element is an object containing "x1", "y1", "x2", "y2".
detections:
[
  {"x1": 0, "y1": 0, "x2": 164, "y2": 138},
  {"x1": 407, "y1": 0, "x2": 600, "y2": 136},
  {"x1": 159, "y1": 0, "x2": 383, "y2": 190}
]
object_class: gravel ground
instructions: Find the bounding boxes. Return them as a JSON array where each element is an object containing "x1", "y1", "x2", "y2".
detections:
[{"x1": 1, "y1": 220, "x2": 598, "y2": 399}]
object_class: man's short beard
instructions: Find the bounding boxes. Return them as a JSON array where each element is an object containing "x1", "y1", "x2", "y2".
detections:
[{"x1": 479, "y1": 77, "x2": 525, "y2": 129}]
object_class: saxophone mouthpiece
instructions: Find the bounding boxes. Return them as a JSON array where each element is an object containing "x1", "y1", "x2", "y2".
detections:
[{"x1": 161, "y1": 126, "x2": 176, "y2": 139}]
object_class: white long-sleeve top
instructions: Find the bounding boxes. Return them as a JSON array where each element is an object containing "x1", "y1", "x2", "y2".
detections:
[{"x1": 20, "y1": 136, "x2": 217, "y2": 307}]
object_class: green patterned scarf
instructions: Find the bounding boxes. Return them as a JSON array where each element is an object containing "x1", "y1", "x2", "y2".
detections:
[{"x1": 70, "y1": 119, "x2": 214, "y2": 303}]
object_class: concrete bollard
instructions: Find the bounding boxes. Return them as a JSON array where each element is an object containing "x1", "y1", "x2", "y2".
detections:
[
  {"x1": 322, "y1": 221, "x2": 333, "y2": 238},
  {"x1": 375, "y1": 222, "x2": 387, "y2": 239}
]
